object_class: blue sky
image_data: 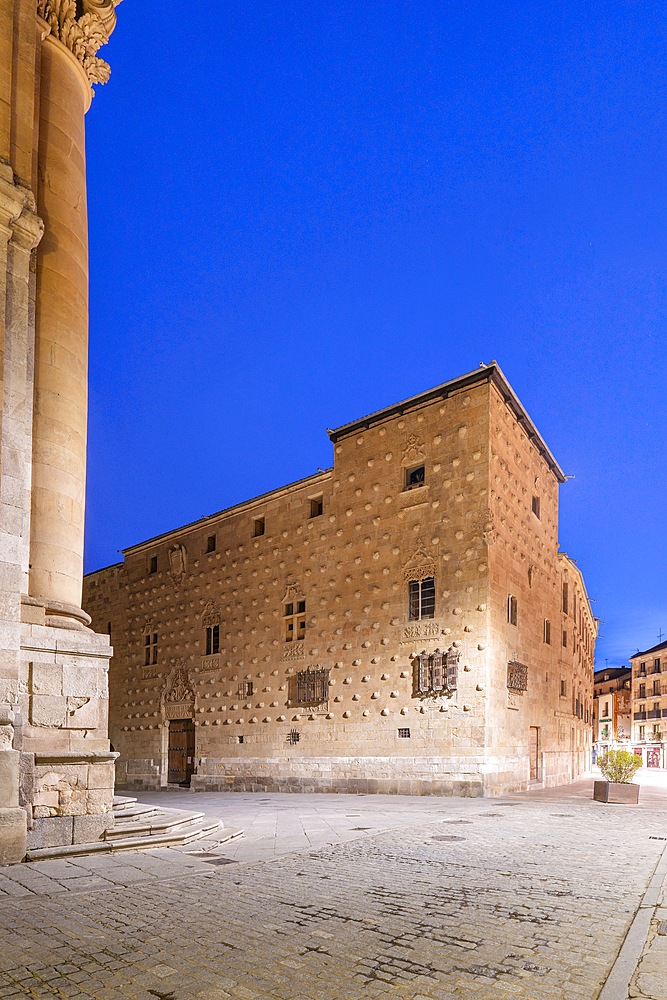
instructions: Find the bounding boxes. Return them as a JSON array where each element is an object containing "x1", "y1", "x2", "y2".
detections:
[{"x1": 84, "y1": 1, "x2": 667, "y2": 669}]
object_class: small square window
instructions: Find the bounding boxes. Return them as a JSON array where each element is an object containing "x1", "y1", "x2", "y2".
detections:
[
  {"x1": 398, "y1": 728, "x2": 411, "y2": 739},
  {"x1": 149, "y1": 555, "x2": 158, "y2": 575},
  {"x1": 253, "y1": 517, "x2": 265, "y2": 537},
  {"x1": 532, "y1": 495, "x2": 541, "y2": 518},
  {"x1": 206, "y1": 534, "x2": 216, "y2": 553},
  {"x1": 309, "y1": 497, "x2": 323, "y2": 518},
  {"x1": 405, "y1": 465, "x2": 425, "y2": 490}
]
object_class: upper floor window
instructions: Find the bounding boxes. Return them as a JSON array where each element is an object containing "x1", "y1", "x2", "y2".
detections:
[
  {"x1": 206, "y1": 534, "x2": 216, "y2": 553},
  {"x1": 253, "y1": 517, "x2": 265, "y2": 537},
  {"x1": 205, "y1": 624, "x2": 219, "y2": 656},
  {"x1": 531, "y1": 495, "x2": 541, "y2": 518},
  {"x1": 639, "y1": 683, "x2": 646, "y2": 699},
  {"x1": 149, "y1": 555, "x2": 158, "y2": 575},
  {"x1": 507, "y1": 595, "x2": 518, "y2": 627},
  {"x1": 408, "y1": 577, "x2": 435, "y2": 621},
  {"x1": 309, "y1": 497, "x2": 323, "y2": 518},
  {"x1": 284, "y1": 600, "x2": 306, "y2": 642},
  {"x1": 144, "y1": 632, "x2": 158, "y2": 665},
  {"x1": 404, "y1": 465, "x2": 425, "y2": 491},
  {"x1": 543, "y1": 619, "x2": 551, "y2": 644},
  {"x1": 562, "y1": 582, "x2": 568, "y2": 614}
]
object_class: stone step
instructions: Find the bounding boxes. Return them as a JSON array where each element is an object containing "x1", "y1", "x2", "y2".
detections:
[
  {"x1": 104, "y1": 808, "x2": 206, "y2": 839},
  {"x1": 26, "y1": 823, "x2": 243, "y2": 862},
  {"x1": 111, "y1": 803, "x2": 162, "y2": 823},
  {"x1": 112, "y1": 795, "x2": 138, "y2": 811}
]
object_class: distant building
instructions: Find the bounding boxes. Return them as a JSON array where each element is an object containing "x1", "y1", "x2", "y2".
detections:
[
  {"x1": 84, "y1": 363, "x2": 597, "y2": 797},
  {"x1": 592, "y1": 667, "x2": 632, "y2": 754},
  {"x1": 629, "y1": 640, "x2": 667, "y2": 768}
]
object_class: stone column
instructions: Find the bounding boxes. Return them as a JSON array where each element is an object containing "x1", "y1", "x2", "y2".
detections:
[{"x1": 28, "y1": 28, "x2": 93, "y2": 625}]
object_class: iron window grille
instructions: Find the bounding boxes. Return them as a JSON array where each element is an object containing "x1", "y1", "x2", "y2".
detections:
[
  {"x1": 287, "y1": 729, "x2": 300, "y2": 745},
  {"x1": 414, "y1": 649, "x2": 458, "y2": 695},
  {"x1": 398, "y1": 728, "x2": 411, "y2": 738},
  {"x1": 294, "y1": 668, "x2": 330, "y2": 706},
  {"x1": 238, "y1": 680, "x2": 253, "y2": 698},
  {"x1": 507, "y1": 660, "x2": 528, "y2": 692}
]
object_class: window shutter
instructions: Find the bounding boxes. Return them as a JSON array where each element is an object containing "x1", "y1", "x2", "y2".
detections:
[
  {"x1": 446, "y1": 650, "x2": 459, "y2": 692},
  {"x1": 417, "y1": 655, "x2": 429, "y2": 694},
  {"x1": 431, "y1": 652, "x2": 444, "y2": 691}
]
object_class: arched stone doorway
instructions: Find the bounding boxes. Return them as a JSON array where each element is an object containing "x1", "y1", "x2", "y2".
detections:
[{"x1": 160, "y1": 663, "x2": 196, "y2": 786}]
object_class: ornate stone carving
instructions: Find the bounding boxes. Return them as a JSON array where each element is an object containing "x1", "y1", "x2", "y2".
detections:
[
  {"x1": 472, "y1": 507, "x2": 497, "y2": 545},
  {"x1": 402, "y1": 544, "x2": 436, "y2": 583},
  {"x1": 165, "y1": 669, "x2": 194, "y2": 705},
  {"x1": 168, "y1": 543, "x2": 187, "y2": 582},
  {"x1": 282, "y1": 642, "x2": 305, "y2": 661},
  {"x1": 37, "y1": 0, "x2": 118, "y2": 85},
  {"x1": 282, "y1": 582, "x2": 305, "y2": 604},
  {"x1": 200, "y1": 601, "x2": 220, "y2": 629},
  {"x1": 400, "y1": 620, "x2": 442, "y2": 643},
  {"x1": 402, "y1": 434, "x2": 425, "y2": 466}
]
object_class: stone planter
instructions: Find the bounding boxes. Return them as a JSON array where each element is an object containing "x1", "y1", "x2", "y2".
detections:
[{"x1": 593, "y1": 780, "x2": 640, "y2": 804}]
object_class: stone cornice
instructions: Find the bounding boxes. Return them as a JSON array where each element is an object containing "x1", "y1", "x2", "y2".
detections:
[{"x1": 36, "y1": 0, "x2": 120, "y2": 86}]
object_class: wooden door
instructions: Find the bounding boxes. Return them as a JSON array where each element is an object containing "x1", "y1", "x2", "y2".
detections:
[
  {"x1": 529, "y1": 726, "x2": 539, "y2": 780},
  {"x1": 168, "y1": 718, "x2": 195, "y2": 785}
]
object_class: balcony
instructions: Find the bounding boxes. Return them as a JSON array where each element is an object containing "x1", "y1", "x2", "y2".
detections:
[
  {"x1": 650, "y1": 666, "x2": 662, "y2": 675},
  {"x1": 647, "y1": 710, "x2": 662, "y2": 720},
  {"x1": 634, "y1": 712, "x2": 647, "y2": 721}
]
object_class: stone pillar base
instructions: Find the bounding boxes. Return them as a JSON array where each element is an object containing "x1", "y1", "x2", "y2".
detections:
[{"x1": 0, "y1": 809, "x2": 27, "y2": 865}]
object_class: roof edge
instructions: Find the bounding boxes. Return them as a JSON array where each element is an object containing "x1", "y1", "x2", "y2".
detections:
[
  {"x1": 120, "y1": 467, "x2": 333, "y2": 556},
  {"x1": 327, "y1": 362, "x2": 566, "y2": 483}
]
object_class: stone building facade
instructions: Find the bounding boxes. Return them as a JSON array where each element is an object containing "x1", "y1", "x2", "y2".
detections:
[
  {"x1": 592, "y1": 666, "x2": 631, "y2": 754},
  {"x1": 0, "y1": 0, "x2": 120, "y2": 862},
  {"x1": 84, "y1": 364, "x2": 597, "y2": 798},
  {"x1": 630, "y1": 640, "x2": 667, "y2": 768}
]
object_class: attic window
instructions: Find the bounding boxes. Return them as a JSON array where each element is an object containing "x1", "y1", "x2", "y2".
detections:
[{"x1": 405, "y1": 465, "x2": 425, "y2": 490}]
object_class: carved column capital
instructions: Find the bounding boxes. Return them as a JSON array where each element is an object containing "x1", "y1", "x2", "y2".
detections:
[{"x1": 36, "y1": 0, "x2": 120, "y2": 86}]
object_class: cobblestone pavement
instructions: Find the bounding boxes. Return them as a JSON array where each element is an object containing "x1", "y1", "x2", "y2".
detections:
[{"x1": 0, "y1": 781, "x2": 666, "y2": 999}]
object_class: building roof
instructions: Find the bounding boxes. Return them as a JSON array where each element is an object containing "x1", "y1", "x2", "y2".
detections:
[
  {"x1": 327, "y1": 362, "x2": 566, "y2": 483},
  {"x1": 629, "y1": 638, "x2": 667, "y2": 660},
  {"x1": 593, "y1": 666, "x2": 631, "y2": 682}
]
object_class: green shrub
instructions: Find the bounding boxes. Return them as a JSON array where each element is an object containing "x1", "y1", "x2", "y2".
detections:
[{"x1": 598, "y1": 749, "x2": 642, "y2": 784}]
